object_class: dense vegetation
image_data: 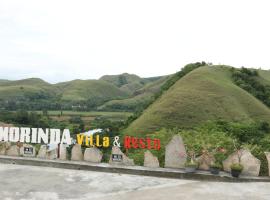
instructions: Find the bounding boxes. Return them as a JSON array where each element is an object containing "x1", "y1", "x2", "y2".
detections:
[
  {"x1": 125, "y1": 120, "x2": 270, "y2": 175},
  {"x1": 0, "y1": 110, "x2": 127, "y2": 140},
  {"x1": 0, "y1": 110, "x2": 83, "y2": 136},
  {"x1": 231, "y1": 67, "x2": 270, "y2": 107}
]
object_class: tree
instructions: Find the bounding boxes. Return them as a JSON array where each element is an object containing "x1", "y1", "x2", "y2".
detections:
[
  {"x1": 15, "y1": 110, "x2": 29, "y2": 124},
  {"x1": 69, "y1": 116, "x2": 83, "y2": 124}
]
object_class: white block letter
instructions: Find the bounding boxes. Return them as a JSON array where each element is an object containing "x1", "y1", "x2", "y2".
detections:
[
  {"x1": 61, "y1": 129, "x2": 72, "y2": 145},
  {"x1": 20, "y1": 127, "x2": 31, "y2": 143},
  {"x1": 9, "y1": 127, "x2": 20, "y2": 142},
  {"x1": 50, "y1": 129, "x2": 61, "y2": 144},
  {"x1": 31, "y1": 128, "x2": 37, "y2": 143},
  {"x1": 0, "y1": 127, "x2": 9, "y2": 141},
  {"x1": 38, "y1": 128, "x2": 49, "y2": 144}
]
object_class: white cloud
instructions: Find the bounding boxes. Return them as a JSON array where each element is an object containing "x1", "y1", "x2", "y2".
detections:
[{"x1": 0, "y1": 0, "x2": 269, "y2": 83}]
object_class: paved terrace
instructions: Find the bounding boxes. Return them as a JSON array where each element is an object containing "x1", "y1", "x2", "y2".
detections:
[
  {"x1": 0, "y1": 155, "x2": 270, "y2": 182},
  {"x1": 0, "y1": 163, "x2": 270, "y2": 200}
]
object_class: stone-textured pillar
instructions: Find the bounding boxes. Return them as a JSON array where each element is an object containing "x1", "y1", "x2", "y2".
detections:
[
  {"x1": 0, "y1": 142, "x2": 11, "y2": 155},
  {"x1": 84, "y1": 147, "x2": 103, "y2": 163},
  {"x1": 71, "y1": 144, "x2": 83, "y2": 161},
  {"x1": 265, "y1": 152, "x2": 270, "y2": 176},
  {"x1": 223, "y1": 149, "x2": 261, "y2": 176},
  {"x1": 59, "y1": 144, "x2": 68, "y2": 160},
  {"x1": 6, "y1": 145, "x2": 20, "y2": 157},
  {"x1": 165, "y1": 135, "x2": 187, "y2": 168},
  {"x1": 37, "y1": 145, "x2": 47, "y2": 159},
  {"x1": 109, "y1": 146, "x2": 134, "y2": 166},
  {"x1": 144, "y1": 150, "x2": 159, "y2": 168}
]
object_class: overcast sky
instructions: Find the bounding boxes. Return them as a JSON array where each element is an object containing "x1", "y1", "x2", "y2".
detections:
[{"x1": 0, "y1": 0, "x2": 269, "y2": 83}]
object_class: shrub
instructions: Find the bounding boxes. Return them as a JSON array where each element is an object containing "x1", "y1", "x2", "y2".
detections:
[
  {"x1": 121, "y1": 121, "x2": 270, "y2": 176},
  {"x1": 210, "y1": 163, "x2": 222, "y2": 169},
  {"x1": 232, "y1": 67, "x2": 270, "y2": 107},
  {"x1": 230, "y1": 163, "x2": 244, "y2": 171},
  {"x1": 185, "y1": 161, "x2": 198, "y2": 168}
]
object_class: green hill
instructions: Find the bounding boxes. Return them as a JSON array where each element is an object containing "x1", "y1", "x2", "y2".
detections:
[
  {"x1": 0, "y1": 74, "x2": 165, "y2": 111},
  {"x1": 0, "y1": 78, "x2": 50, "y2": 87},
  {"x1": 100, "y1": 73, "x2": 164, "y2": 95},
  {"x1": 55, "y1": 79, "x2": 128, "y2": 102},
  {"x1": 98, "y1": 75, "x2": 170, "y2": 111},
  {"x1": 125, "y1": 66, "x2": 270, "y2": 134},
  {"x1": 0, "y1": 78, "x2": 55, "y2": 100},
  {"x1": 258, "y1": 69, "x2": 270, "y2": 84},
  {"x1": 100, "y1": 73, "x2": 142, "y2": 86},
  {"x1": 0, "y1": 79, "x2": 10, "y2": 84}
]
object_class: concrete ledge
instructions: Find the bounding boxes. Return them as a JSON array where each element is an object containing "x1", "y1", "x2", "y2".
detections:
[{"x1": 0, "y1": 155, "x2": 269, "y2": 182}]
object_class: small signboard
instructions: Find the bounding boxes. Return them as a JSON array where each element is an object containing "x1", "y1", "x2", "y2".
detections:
[
  {"x1": 24, "y1": 147, "x2": 34, "y2": 155},
  {"x1": 112, "y1": 154, "x2": 123, "y2": 162}
]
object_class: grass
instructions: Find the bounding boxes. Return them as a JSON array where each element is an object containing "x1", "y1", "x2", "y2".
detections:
[
  {"x1": 100, "y1": 73, "x2": 167, "y2": 96},
  {"x1": 258, "y1": 69, "x2": 270, "y2": 85},
  {"x1": 0, "y1": 78, "x2": 50, "y2": 87},
  {"x1": 98, "y1": 92, "x2": 153, "y2": 111},
  {"x1": 0, "y1": 78, "x2": 128, "y2": 103},
  {"x1": 125, "y1": 66, "x2": 270, "y2": 135},
  {"x1": 0, "y1": 86, "x2": 57, "y2": 101},
  {"x1": 55, "y1": 79, "x2": 128, "y2": 101},
  {"x1": 99, "y1": 75, "x2": 170, "y2": 111},
  {"x1": 100, "y1": 73, "x2": 148, "y2": 95}
]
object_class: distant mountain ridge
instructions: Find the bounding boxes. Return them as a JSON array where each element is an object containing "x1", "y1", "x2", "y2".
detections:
[{"x1": 0, "y1": 73, "x2": 167, "y2": 111}]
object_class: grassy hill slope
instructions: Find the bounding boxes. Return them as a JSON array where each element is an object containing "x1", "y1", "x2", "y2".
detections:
[
  {"x1": 100, "y1": 73, "x2": 143, "y2": 86},
  {"x1": 125, "y1": 66, "x2": 270, "y2": 134},
  {"x1": 55, "y1": 79, "x2": 128, "y2": 102},
  {"x1": 100, "y1": 73, "x2": 164, "y2": 95},
  {"x1": 258, "y1": 69, "x2": 270, "y2": 85},
  {"x1": 0, "y1": 79, "x2": 10, "y2": 83},
  {"x1": 100, "y1": 73, "x2": 146, "y2": 95},
  {"x1": 0, "y1": 78, "x2": 55, "y2": 100},
  {"x1": 0, "y1": 78, "x2": 50, "y2": 87},
  {"x1": 98, "y1": 75, "x2": 170, "y2": 111}
]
